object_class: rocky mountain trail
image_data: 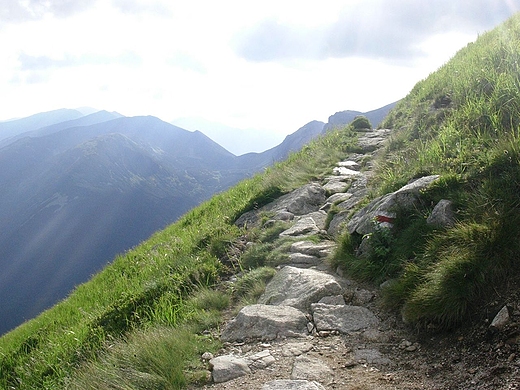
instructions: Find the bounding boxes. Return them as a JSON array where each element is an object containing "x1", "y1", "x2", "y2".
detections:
[{"x1": 194, "y1": 129, "x2": 520, "y2": 389}]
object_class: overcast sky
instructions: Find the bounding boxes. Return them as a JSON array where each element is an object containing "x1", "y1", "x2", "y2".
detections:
[{"x1": 1, "y1": 0, "x2": 519, "y2": 140}]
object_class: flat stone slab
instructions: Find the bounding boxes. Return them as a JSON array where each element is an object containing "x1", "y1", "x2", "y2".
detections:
[
  {"x1": 259, "y1": 266, "x2": 343, "y2": 311},
  {"x1": 235, "y1": 183, "x2": 326, "y2": 228},
  {"x1": 281, "y1": 341, "x2": 314, "y2": 357},
  {"x1": 280, "y1": 211, "x2": 327, "y2": 237},
  {"x1": 290, "y1": 240, "x2": 336, "y2": 258},
  {"x1": 311, "y1": 303, "x2": 380, "y2": 333},
  {"x1": 318, "y1": 295, "x2": 345, "y2": 305},
  {"x1": 357, "y1": 129, "x2": 391, "y2": 152},
  {"x1": 354, "y1": 348, "x2": 392, "y2": 366},
  {"x1": 337, "y1": 160, "x2": 361, "y2": 170},
  {"x1": 323, "y1": 180, "x2": 350, "y2": 194},
  {"x1": 280, "y1": 216, "x2": 320, "y2": 237},
  {"x1": 332, "y1": 166, "x2": 362, "y2": 176},
  {"x1": 291, "y1": 355, "x2": 333, "y2": 381},
  {"x1": 221, "y1": 304, "x2": 308, "y2": 342},
  {"x1": 287, "y1": 253, "x2": 321, "y2": 267},
  {"x1": 263, "y1": 380, "x2": 326, "y2": 390},
  {"x1": 325, "y1": 192, "x2": 352, "y2": 205},
  {"x1": 210, "y1": 355, "x2": 251, "y2": 383},
  {"x1": 247, "y1": 350, "x2": 276, "y2": 369}
]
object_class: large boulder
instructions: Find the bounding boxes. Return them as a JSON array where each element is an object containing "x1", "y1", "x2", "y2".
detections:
[
  {"x1": 347, "y1": 175, "x2": 440, "y2": 236},
  {"x1": 221, "y1": 304, "x2": 308, "y2": 342},
  {"x1": 258, "y1": 266, "x2": 343, "y2": 311}
]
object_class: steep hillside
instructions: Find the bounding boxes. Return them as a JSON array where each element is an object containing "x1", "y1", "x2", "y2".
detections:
[
  {"x1": 0, "y1": 102, "x2": 396, "y2": 335},
  {"x1": 335, "y1": 13, "x2": 520, "y2": 328},
  {"x1": 0, "y1": 120, "x2": 361, "y2": 389},
  {"x1": 4, "y1": 13, "x2": 520, "y2": 388}
]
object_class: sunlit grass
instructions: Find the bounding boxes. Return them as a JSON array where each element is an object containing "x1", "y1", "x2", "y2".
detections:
[{"x1": 338, "y1": 13, "x2": 520, "y2": 327}]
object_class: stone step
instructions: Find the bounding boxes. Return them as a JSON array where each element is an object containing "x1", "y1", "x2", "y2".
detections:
[{"x1": 258, "y1": 266, "x2": 343, "y2": 312}]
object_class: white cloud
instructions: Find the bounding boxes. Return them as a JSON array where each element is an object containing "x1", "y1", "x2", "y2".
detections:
[
  {"x1": 0, "y1": 0, "x2": 518, "y2": 136},
  {"x1": 233, "y1": 0, "x2": 519, "y2": 64}
]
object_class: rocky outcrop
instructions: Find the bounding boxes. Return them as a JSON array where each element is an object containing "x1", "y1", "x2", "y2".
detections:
[
  {"x1": 235, "y1": 183, "x2": 327, "y2": 228},
  {"x1": 347, "y1": 175, "x2": 440, "y2": 236},
  {"x1": 221, "y1": 304, "x2": 309, "y2": 342}
]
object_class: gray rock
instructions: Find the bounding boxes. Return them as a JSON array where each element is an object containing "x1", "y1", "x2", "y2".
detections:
[
  {"x1": 323, "y1": 180, "x2": 350, "y2": 194},
  {"x1": 321, "y1": 193, "x2": 352, "y2": 212},
  {"x1": 281, "y1": 341, "x2": 314, "y2": 357},
  {"x1": 280, "y1": 211, "x2": 328, "y2": 237},
  {"x1": 291, "y1": 355, "x2": 333, "y2": 381},
  {"x1": 290, "y1": 241, "x2": 336, "y2": 258},
  {"x1": 202, "y1": 352, "x2": 214, "y2": 360},
  {"x1": 347, "y1": 175, "x2": 440, "y2": 236},
  {"x1": 311, "y1": 303, "x2": 380, "y2": 333},
  {"x1": 247, "y1": 350, "x2": 276, "y2": 369},
  {"x1": 336, "y1": 193, "x2": 365, "y2": 211},
  {"x1": 259, "y1": 266, "x2": 343, "y2": 311},
  {"x1": 327, "y1": 210, "x2": 350, "y2": 237},
  {"x1": 274, "y1": 210, "x2": 295, "y2": 221},
  {"x1": 235, "y1": 183, "x2": 326, "y2": 228},
  {"x1": 337, "y1": 160, "x2": 361, "y2": 170},
  {"x1": 351, "y1": 288, "x2": 375, "y2": 305},
  {"x1": 210, "y1": 355, "x2": 251, "y2": 383},
  {"x1": 327, "y1": 192, "x2": 353, "y2": 203},
  {"x1": 284, "y1": 184, "x2": 327, "y2": 215},
  {"x1": 354, "y1": 349, "x2": 392, "y2": 366},
  {"x1": 280, "y1": 217, "x2": 321, "y2": 237},
  {"x1": 318, "y1": 295, "x2": 345, "y2": 305},
  {"x1": 221, "y1": 304, "x2": 308, "y2": 342},
  {"x1": 263, "y1": 380, "x2": 326, "y2": 390},
  {"x1": 357, "y1": 129, "x2": 391, "y2": 152},
  {"x1": 287, "y1": 253, "x2": 321, "y2": 267},
  {"x1": 347, "y1": 175, "x2": 368, "y2": 194},
  {"x1": 490, "y1": 305, "x2": 511, "y2": 331},
  {"x1": 427, "y1": 199, "x2": 455, "y2": 228},
  {"x1": 332, "y1": 166, "x2": 362, "y2": 176}
]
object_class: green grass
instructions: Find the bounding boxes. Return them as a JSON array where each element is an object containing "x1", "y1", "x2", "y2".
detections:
[
  {"x1": 0, "y1": 124, "x2": 361, "y2": 389},
  {"x1": 335, "y1": 13, "x2": 520, "y2": 328},
  {"x1": 5, "y1": 13, "x2": 520, "y2": 388},
  {"x1": 65, "y1": 325, "x2": 219, "y2": 390}
]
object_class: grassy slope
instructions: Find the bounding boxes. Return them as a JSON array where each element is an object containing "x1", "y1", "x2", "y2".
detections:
[
  {"x1": 3, "y1": 13, "x2": 520, "y2": 388},
  {"x1": 334, "y1": 13, "x2": 520, "y2": 328},
  {"x1": 0, "y1": 126, "x2": 360, "y2": 389}
]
